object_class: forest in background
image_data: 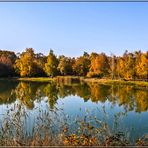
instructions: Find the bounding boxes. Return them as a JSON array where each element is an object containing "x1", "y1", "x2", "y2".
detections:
[{"x1": 0, "y1": 48, "x2": 147, "y2": 81}]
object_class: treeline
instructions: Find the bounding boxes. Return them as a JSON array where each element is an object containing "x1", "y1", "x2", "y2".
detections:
[{"x1": 0, "y1": 48, "x2": 147, "y2": 80}]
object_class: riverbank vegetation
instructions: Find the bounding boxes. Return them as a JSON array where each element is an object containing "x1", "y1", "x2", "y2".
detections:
[
  {"x1": 0, "y1": 102, "x2": 148, "y2": 146},
  {"x1": 0, "y1": 76, "x2": 148, "y2": 88},
  {"x1": 0, "y1": 48, "x2": 147, "y2": 81}
]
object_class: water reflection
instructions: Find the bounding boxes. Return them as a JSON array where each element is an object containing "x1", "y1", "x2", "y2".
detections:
[
  {"x1": 0, "y1": 81, "x2": 147, "y2": 112},
  {"x1": 0, "y1": 81, "x2": 18, "y2": 105}
]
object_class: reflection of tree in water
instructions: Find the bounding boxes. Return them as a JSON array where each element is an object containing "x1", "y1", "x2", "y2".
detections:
[
  {"x1": 107, "y1": 85, "x2": 148, "y2": 112},
  {"x1": 57, "y1": 84, "x2": 74, "y2": 98},
  {"x1": 72, "y1": 83, "x2": 91, "y2": 102},
  {"x1": 57, "y1": 83, "x2": 91, "y2": 102},
  {"x1": 87, "y1": 83, "x2": 111, "y2": 103},
  {"x1": 108, "y1": 85, "x2": 136, "y2": 112},
  {"x1": 0, "y1": 81, "x2": 148, "y2": 112},
  {"x1": 135, "y1": 90, "x2": 148, "y2": 112},
  {"x1": 43, "y1": 82, "x2": 58, "y2": 109},
  {"x1": 15, "y1": 82, "x2": 45, "y2": 109},
  {"x1": 0, "y1": 81, "x2": 18, "y2": 104}
]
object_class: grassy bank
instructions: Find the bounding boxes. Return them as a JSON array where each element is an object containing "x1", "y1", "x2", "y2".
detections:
[
  {"x1": 83, "y1": 78, "x2": 148, "y2": 88},
  {"x1": 0, "y1": 76, "x2": 147, "y2": 87},
  {"x1": 0, "y1": 77, "x2": 54, "y2": 82},
  {"x1": 18, "y1": 77, "x2": 148, "y2": 88},
  {"x1": 17, "y1": 77, "x2": 55, "y2": 82}
]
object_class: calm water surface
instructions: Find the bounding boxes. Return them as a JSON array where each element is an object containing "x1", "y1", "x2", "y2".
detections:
[{"x1": 0, "y1": 80, "x2": 148, "y2": 143}]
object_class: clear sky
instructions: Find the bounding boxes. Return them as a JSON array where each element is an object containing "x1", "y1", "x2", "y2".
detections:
[{"x1": 0, "y1": 2, "x2": 148, "y2": 57}]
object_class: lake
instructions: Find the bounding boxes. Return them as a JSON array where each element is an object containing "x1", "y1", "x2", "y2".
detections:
[{"x1": 0, "y1": 80, "x2": 148, "y2": 146}]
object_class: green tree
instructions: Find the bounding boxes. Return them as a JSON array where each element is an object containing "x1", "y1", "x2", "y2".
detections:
[
  {"x1": 58, "y1": 56, "x2": 73, "y2": 75},
  {"x1": 73, "y1": 52, "x2": 90, "y2": 76},
  {"x1": 34, "y1": 53, "x2": 46, "y2": 76},
  {"x1": 44, "y1": 49, "x2": 59, "y2": 77}
]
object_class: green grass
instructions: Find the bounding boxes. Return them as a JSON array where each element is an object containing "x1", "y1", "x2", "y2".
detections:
[
  {"x1": 17, "y1": 77, "x2": 55, "y2": 82},
  {"x1": 0, "y1": 77, "x2": 55, "y2": 82},
  {"x1": 83, "y1": 78, "x2": 148, "y2": 88}
]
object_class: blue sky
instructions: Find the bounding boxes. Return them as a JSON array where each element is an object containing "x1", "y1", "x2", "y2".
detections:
[{"x1": 0, "y1": 2, "x2": 148, "y2": 57}]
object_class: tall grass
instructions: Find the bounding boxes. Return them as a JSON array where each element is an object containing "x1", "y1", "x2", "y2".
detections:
[{"x1": 0, "y1": 103, "x2": 147, "y2": 146}]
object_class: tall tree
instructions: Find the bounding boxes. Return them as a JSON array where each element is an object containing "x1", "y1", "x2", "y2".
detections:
[
  {"x1": 44, "y1": 49, "x2": 59, "y2": 77},
  {"x1": 73, "y1": 52, "x2": 90, "y2": 76},
  {"x1": 136, "y1": 51, "x2": 148, "y2": 79},
  {"x1": 15, "y1": 48, "x2": 37, "y2": 77},
  {"x1": 0, "y1": 50, "x2": 16, "y2": 77},
  {"x1": 34, "y1": 53, "x2": 46, "y2": 76},
  {"x1": 57, "y1": 56, "x2": 73, "y2": 75},
  {"x1": 109, "y1": 54, "x2": 118, "y2": 79},
  {"x1": 88, "y1": 53, "x2": 110, "y2": 78}
]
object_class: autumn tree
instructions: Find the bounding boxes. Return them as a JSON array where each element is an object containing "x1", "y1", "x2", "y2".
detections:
[
  {"x1": 108, "y1": 55, "x2": 119, "y2": 79},
  {"x1": 57, "y1": 56, "x2": 73, "y2": 75},
  {"x1": 73, "y1": 52, "x2": 90, "y2": 76},
  {"x1": 117, "y1": 50, "x2": 148, "y2": 80},
  {"x1": 0, "y1": 50, "x2": 16, "y2": 77},
  {"x1": 0, "y1": 48, "x2": 147, "y2": 81},
  {"x1": 136, "y1": 51, "x2": 148, "y2": 80},
  {"x1": 141, "y1": 52, "x2": 148, "y2": 80},
  {"x1": 44, "y1": 49, "x2": 59, "y2": 77},
  {"x1": 87, "y1": 53, "x2": 110, "y2": 78},
  {"x1": 34, "y1": 53, "x2": 47, "y2": 76},
  {"x1": 15, "y1": 48, "x2": 38, "y2": 77},
  {"x1": 120, "y1": 51, "x2": 136, "y2": 79}
]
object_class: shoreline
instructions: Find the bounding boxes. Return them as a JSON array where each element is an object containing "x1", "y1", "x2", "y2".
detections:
[
  {"x1": 0, "y1": 76, "x2": 148, "y2": 88},
  {"x1": 83, "y1": 78, "x2": 148, "y2": 89}
]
